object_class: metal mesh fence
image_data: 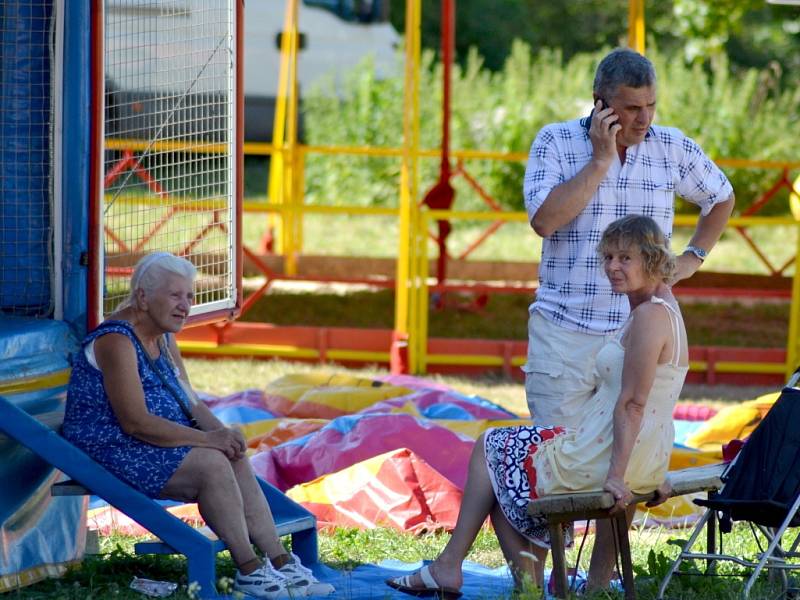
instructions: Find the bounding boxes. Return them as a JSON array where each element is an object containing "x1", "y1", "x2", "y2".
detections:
[
  {"x1": 102, "y1": 0, "x2": 236, "y2": 316},
  {"x1": 0, "y1": 0, "x2": 55, "y2": 317}
]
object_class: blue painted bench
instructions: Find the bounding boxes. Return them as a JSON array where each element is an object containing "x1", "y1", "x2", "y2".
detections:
[{"x1": 0, "y1": 395, "x2": 318, "y2": 599}]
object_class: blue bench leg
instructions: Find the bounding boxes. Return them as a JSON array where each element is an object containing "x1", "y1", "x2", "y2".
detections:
[
  {"x1": 186, "y1": 546, "x2": 220, "y2": 599},
  {"x1": 291, "y1": 527, "x2": 319, "y2": 565}
]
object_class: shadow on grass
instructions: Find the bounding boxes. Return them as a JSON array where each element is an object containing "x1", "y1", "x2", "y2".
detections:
[{"x1": 240, "y1": 289, "x2": 789, "y2": 348}]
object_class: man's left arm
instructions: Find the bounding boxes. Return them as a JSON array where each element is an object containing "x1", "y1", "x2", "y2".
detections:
[
  {"x1": 672, "y1": 133, "x2": 736, "y2": 283},
  {"x1": 674, "y1": 193, "x2": 735, "y2": 282}
]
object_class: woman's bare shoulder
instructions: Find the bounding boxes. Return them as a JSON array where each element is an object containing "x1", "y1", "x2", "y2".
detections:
[
  {"x1": 93, "y1": 327, "x2": 136, "y2": 360},
  {"x1": 628, "y1": 300, "x2": 672, "y2": 336}
]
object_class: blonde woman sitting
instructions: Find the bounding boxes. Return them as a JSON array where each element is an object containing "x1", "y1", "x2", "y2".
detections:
[{"x1": 387, "y1": 215, "x2": 687, "y2": 597}]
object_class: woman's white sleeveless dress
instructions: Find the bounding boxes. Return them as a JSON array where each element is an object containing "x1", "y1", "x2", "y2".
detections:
[{"x1": 484, "y1": 297, "x2": 689, "y2": 545}]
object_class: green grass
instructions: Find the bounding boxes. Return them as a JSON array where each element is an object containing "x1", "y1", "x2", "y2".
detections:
[
  {"x1": 18, "y1": 518, "x2": 799, "y2": 599},
  {"x1": 11, "y1": 535, "x2": 211, "y2": 599}
]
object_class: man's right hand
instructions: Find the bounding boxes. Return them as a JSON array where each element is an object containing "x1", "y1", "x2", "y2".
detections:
[
  {"x1": 588, "y1": 99, "x2": 621, "y2": 165},
  {"x1": 530, "y1": 100, "x2": 620, "y2": 237}
]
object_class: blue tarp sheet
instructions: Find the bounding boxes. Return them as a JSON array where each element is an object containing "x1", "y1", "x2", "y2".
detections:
[
  {"x1": 309, "y1": 560, "x2": 513, "y2": 600},
  {"x1": 0, "y1": 317, "x2": 76, "y2": 381}
]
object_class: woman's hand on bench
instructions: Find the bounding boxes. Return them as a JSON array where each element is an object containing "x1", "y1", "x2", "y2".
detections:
[
  {"x1": 644, "y1": 480, "x2": 672, "y2": 508},
  {"x1": 603, "y1": 476, "x2": 632, "y2": 513}
]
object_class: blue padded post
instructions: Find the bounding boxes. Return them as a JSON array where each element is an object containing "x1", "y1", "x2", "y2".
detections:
[{"x1": 61, "y1": 0, "x2": 92, "y2": 332}]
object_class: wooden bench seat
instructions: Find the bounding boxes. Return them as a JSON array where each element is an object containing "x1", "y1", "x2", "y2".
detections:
[{"x1": 528, "y1": 463, "x2": 726, "y2": 599}]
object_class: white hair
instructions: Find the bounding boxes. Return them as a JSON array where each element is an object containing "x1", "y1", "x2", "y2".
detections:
[{"x1": 119, "y1": 252, "x2": 197, "y2": 309}]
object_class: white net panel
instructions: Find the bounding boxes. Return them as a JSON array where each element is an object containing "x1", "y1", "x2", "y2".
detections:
[
  {"x1": 0, "y1": 0, "x2": 55, "y2": 317},
  {"x1": 103, "y1": 0, "x2": 237, "y2": 317}
]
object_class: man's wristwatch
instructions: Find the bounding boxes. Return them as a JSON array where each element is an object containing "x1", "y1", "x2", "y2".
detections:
[{"x1": 683, "y1": 245, "x2": 707, "y2": 262}]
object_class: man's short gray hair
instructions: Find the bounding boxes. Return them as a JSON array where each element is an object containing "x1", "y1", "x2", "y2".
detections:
[
  {"x1": 593, "y1": 48, "x2": 656, "y2": 102},
  {"x1": 120, "y1": 252, "x2": 197, "y2": 309}
]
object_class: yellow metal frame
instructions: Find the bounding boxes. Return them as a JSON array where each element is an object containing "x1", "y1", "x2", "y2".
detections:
[
  {"x1": 417, "y1": 210, "x2": 800, "y2": 379},
  {"x1": 268, "y1": 0, "x2": 521, "y2": 374},
  {"x1": 628, "y1": 0, "x2": 645, "y2": 54},
  {"x1": 395, "y1": 0, "x2": 423, "y2": 371},
  {"x1": 106, "y1": 133, "x2": 800, "y2": 379},
  {"x1": 269, "y1": 0, "x2": 301, "y2": 272},
  {"x1": 179, "y1": 340, "x2": 391, "y2": 365}
]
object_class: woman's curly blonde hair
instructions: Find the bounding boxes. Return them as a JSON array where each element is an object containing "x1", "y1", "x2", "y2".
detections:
[{"x1": 597, "y1": 214, "x2": 676, "y2": 283}]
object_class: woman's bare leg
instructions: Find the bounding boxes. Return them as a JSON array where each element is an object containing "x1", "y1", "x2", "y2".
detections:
[
  {"x1": 490, "y1": 504, "x2": 547, "y2": 589},
  {"x1": 229, "y1": 455, "x2": 287, "y2": 562},
  {"x1": 402, "y1": 434, "x2": 497, "y2": 591},
  {"x1": 160, "y1": 448, "x2": 259, "y2": 569},
  {"x1": 586, "y1": 504, "x2": 636, "y2": 591}
]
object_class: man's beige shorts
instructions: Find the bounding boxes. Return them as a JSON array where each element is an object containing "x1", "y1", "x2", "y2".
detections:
[{"x1": 523, "y1": 311, "x2": 613, "y2": 429}]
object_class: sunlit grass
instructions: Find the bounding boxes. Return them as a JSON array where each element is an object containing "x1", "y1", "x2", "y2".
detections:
[{"x1": 17, "y1": 513, "x2": 798, "y2": 599}]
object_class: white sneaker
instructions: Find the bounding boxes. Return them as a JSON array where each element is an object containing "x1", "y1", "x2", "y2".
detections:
[
  {"x1": 277, "y1": 553, "x2": 335, "y2": 597},
  {"x1": 234, "y1": 562, "x2": 291, "y2": 599}
]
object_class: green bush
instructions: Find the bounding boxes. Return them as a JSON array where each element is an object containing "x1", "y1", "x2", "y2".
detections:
[{"x1": 303, "y1": 43, "x2": 800, "y2": 215}]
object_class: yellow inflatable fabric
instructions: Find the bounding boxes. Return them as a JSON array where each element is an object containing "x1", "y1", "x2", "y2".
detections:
[
  {"x1": 264, "y1": 373, "x2": 413, "y2": 417},
  {"x1": 668, "y1": 445, "x2": 722, "y2": 469},
  {"x1": 641, "y1": 445, "x2": 726, "y2": 524},
  {"x1": 684, "y1": 392, "x2": 780, "y2": 452}
]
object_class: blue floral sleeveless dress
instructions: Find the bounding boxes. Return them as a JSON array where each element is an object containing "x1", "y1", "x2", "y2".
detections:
[{"x1": 62, "y1": 320, "x2": 193, "y2": 497}]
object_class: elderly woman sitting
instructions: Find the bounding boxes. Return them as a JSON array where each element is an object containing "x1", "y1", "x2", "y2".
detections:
[
  {"x1": 62, "y1": 252, "x2": 333, "y2": 599},
  {"x1": 387, "y1": 215, "x2": 688, "y2": 598}
]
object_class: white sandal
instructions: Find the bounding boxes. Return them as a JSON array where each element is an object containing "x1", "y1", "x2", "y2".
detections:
[{"x1": 385, "y1": 564, "x2": 463, "y2": 599}]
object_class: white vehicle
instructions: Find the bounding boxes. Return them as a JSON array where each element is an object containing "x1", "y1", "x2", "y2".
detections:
[
  {"x1": 244, "y1": 0, "x2": 399, "y2": 140},
  {"x1": 104, "y1": 0, "x2": 399, "y2": 142}
]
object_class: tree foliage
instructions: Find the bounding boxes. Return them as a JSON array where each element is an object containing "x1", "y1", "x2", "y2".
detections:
[
  {"x1": 303, "y1": 43, "x2": 800, "y2": 215},
  {"x1": 388, "y1": 0, "x2": 800, "y2": 82}
]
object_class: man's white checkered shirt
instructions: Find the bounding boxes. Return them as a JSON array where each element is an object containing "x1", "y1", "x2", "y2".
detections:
[{"x1": 524, "y1": 117, "x2": 733, "y2": 335}]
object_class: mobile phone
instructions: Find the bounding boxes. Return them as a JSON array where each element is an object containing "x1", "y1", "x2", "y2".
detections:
[{"x1": 587, "y1": 97, "x2": 610, "y2": 128}]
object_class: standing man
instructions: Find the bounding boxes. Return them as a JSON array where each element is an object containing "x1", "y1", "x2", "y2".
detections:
[
  {"x1": 522, "y1": 47, "x2": 734, "y2": 592},
  {"x1": 523, "y1": 48, "x2": 733, "y2": 429}
]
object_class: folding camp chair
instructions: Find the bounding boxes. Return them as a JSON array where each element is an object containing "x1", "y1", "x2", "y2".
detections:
[{"x1": 658, "y1": 385, "x2": 800, "y2": 600}]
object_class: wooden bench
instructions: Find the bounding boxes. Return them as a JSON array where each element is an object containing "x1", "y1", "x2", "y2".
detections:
[
  {"x1": 0, "y1": 396, "x2": 319, "y2": 599},
  {"x1": 528, "y1": 463, "x2": 726, "y2": 599}
]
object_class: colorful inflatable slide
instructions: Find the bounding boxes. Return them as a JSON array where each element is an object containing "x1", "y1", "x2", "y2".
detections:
[{"x1": 88, "y1": 372, "x2": 778, "y2": 536}]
